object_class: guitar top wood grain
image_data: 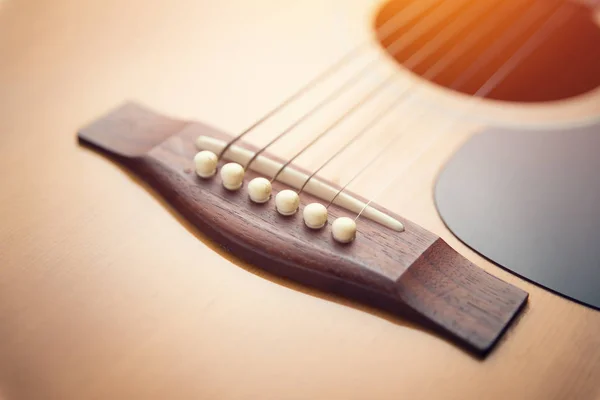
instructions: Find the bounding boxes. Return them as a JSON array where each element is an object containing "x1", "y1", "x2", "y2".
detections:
[{"x1": 1, "y1": 0, "x2": 599, "y2": 399}]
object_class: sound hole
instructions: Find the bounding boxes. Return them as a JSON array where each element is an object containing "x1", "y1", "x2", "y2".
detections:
[{"x1": 374, "y1": 0, "x2": 600, "y2": 103}]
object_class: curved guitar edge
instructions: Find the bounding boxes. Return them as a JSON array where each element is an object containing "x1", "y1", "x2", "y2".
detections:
[{"x1": 77, "y1": 102, "x2": 528, "y2": 357}]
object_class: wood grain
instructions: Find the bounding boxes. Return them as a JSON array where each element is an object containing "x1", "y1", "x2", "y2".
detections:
[
  {"x1": 1, "y1": 0, "x2": 600, "y2": 399},
  {"x1": 78, "y1": 102, "x2": 527, "y2": 355}
]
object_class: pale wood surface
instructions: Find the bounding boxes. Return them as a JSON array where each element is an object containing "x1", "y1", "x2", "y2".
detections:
[{"x1": 1, "y1": 1, "x2": 599, "y2": 399}]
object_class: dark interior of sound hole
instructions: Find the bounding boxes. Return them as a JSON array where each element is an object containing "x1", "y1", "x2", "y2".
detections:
[{"x1": 374, "y1": 0, "x2": 600, "y2": 103}]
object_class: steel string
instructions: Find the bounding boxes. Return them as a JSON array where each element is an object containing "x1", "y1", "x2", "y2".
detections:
[
  {"x1": 246, "y1": 0, "x2": 476, "y2": 174},
  {"x1": 216, "y1": 0, "x2": 447, "y2": 160},
  {"x1": 354, "y1": 0, "x2": 577, "y2": 224},
  {"x1": 267, "y1": 0, "x2": 504, "y2": 183},
  {"x1": 296, "y1": 0, "x2": 525, "y2": 195},
  {"x1": 326, "y1": 0, "x2": 556, "y2": 208}
]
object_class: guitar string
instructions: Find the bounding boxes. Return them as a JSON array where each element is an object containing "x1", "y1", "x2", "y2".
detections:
[
  {"x1": 246, "y1": 0, "x2": 476, "y2": 175},
  {"x1": 267, "y1": 0, "x2": 513, "y2": 183},
  {"x1": 271, "y1": 0, "x2": 569, "y2": 190},
  {"x1": 449, "y1": 0, "x2": 563, "y2": 90},
  {"x1": 354, "y1": 0, "x2": 576, "y2": 224},
  {"x1": 325, "y1": 0, "x2": 553, "y2": 208},
  {"x1": 215, "y1": 0, "x2": 446, "y2": 160},
  {"x1": 295, "y1": 0, "x2": 528, "y2": 195}
]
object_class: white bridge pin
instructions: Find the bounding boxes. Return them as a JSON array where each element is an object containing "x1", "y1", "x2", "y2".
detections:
[
  {"x1": 248, "y1": 177, "x2": 272, "y2": 203},
  {"x1": 194, "y1": 150, "x2": 218, "y2": 178},
  {"x1": 220, "y1": 162, "x2": 245, "y2": 190},
  {"x1": 276, "y1": 190, "x2": 299, "y2": 216},
  {"x1": 332, "y1": 217, "x2": 357, "y2": 243},
  {"x1": 195, "y1": 136, "x2": 404, "y2": 232},
  {"x1": 303, "y1": 203, "x2": 328, "y2": 229}
]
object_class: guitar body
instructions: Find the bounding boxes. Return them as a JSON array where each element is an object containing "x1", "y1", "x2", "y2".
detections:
[{"x1": 1, "y1": 0, "x2": 599, "y2": 399}]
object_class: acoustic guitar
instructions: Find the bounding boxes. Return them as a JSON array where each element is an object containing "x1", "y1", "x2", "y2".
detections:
[{"x1": 1, "y1": 0, "x2": 599, "y2": 398}]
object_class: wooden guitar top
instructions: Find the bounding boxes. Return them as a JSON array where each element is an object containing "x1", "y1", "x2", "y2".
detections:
[{"x1": 1, "y1": 0, "x2": 600, "y2": 399}]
